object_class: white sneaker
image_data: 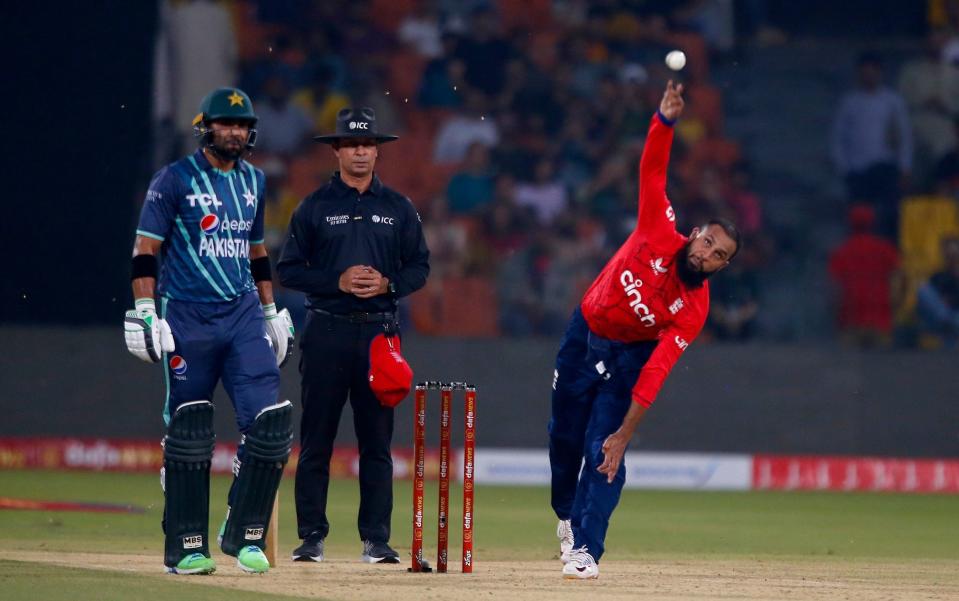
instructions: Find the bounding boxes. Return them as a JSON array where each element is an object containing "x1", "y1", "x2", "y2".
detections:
[
  {"x1": 557, "y1": 519, "x2": 574, "y2": 563},
  {"x1": 562, "y1": 547, "x2": 599, "y2": 579}
]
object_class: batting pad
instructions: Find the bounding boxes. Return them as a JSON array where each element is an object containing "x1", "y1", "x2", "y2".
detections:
[
  {"x1": 219, "y1": 401, "x2": 293, "y2": 556},
  {"x1": 162, "y1": 400, "x2": 215, "y2": 568}
]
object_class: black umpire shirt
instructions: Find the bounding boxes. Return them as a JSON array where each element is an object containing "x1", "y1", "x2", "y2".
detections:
[{"x1": 276, "y1": 172, "x2": 430, "y2": 314}]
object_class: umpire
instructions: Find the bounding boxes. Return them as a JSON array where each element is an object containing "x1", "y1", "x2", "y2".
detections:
[{"x1": 278, "y1": 107, "x2": 429, "y2": 564}]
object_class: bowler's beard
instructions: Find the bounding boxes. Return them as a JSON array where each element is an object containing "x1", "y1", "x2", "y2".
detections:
[{"x1": 675, "y1": 242, "x2": 710, "y2": 288}]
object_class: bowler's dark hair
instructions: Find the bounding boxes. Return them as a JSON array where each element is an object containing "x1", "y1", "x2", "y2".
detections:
[{"x1": 707, "y1": 218, "x2": 741, "y2": 261}]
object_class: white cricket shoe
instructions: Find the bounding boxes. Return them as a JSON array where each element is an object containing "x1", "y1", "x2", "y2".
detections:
[
  {"x1": 557, "y1": 519, "x2": 574, "y2": 563},
  {"x1": 562, "y1": 547, "x2": 599, "y2": 580}
]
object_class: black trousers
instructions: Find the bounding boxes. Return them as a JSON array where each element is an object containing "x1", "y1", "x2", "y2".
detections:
[{"x1": 294, "y1": 310, "x2": 396, "y2": 542}]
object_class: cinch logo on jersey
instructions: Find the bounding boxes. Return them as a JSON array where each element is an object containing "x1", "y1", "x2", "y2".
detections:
[
  {"x1": 674, "y1": 336, "x2": 689, "y2": 351},
  {"x1": 170, "y1": 355, "x2": 188, "y2": 375},
  {"x1": 619, "y1": 270, "x2": 656, "y2": 327},
  {"x1": 199, "y1": 237, "x2": 250, "y2": 258},
  {"x1": 200, "y1": 214, "x2": 220, "y2": 234}
]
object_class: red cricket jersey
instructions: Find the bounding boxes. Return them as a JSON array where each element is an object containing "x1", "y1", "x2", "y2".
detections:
[{"x1": 580, "y1": 113, "x2": 710, "y2": 407}]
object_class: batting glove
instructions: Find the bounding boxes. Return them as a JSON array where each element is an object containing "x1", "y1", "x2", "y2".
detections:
[
  {"x1": 263, "y1": 303, "x2": 294, "y2": 368},
  {"x1": 124, "y1": 298, "x2": 175, "y2": 363}
]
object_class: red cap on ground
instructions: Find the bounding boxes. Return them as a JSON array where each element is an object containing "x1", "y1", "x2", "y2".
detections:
[{"x1": 368, "y1": 334, "x2": 413, "y2": 408}]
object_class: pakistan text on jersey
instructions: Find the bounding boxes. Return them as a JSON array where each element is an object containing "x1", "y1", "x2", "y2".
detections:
[{"x1": 199, "y1": 238, "x2": 250, "y2": 258}]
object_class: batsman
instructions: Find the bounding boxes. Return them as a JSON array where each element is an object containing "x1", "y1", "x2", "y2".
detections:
[
  {"x1": 548, "y1": 81, "x2": 741, "y2": 579},
  {"x1": 124, "y1": 88, "x2": 295, "y2": 574}
]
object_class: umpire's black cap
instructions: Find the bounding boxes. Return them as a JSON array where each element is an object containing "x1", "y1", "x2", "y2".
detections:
[{"x1": 313, "y1": 107, "x2": 399, "y2": 144}]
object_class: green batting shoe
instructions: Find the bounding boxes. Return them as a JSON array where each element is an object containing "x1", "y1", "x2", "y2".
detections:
[
  {"x1": 237, "y1": 545, "x2": 270, "y2": 574},
  {"x1": 166, "y1": 553, "x2": 216, "y2": 575}
]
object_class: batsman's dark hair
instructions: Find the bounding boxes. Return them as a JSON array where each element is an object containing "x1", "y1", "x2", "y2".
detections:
[{"x1": 707, "y1": 217, "x2": 741, "y2": 261}]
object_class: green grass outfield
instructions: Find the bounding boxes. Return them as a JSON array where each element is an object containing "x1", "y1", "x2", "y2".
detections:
[{"x1": 1, "y1": 470, "x2": 957, "y2": 599}]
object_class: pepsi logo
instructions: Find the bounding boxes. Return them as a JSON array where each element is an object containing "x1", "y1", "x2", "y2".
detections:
[
  {"x1": 170, "y1": 355, "x2": 188, "y2": 375},
  {"x1": 200, "y1": 214, "x2": 219, "y2": 234}
]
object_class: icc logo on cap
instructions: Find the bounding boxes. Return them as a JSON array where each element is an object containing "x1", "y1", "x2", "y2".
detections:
[
  {"x1": 200, "y1": 214, "x2": 219, "y2": 234},
  {"x1": 170, "y1": 355, "x2": 188, "y2": 375}
]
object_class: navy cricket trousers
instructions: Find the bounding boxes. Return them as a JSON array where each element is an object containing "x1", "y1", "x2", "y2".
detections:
[
  {"x1": 161, "y1": 292, "x2": 280, "y2": 430},
  {"x1": 548, "y1": 307, "x2": 655, "y2": 562},
  {"x1": 160, "y1": 292, "x2": 281, "y2": 508}
]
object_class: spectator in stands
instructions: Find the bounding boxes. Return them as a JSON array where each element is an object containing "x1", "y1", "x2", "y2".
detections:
[
  {"x1": 898, "y1": 29, "x2": 953, "y2": 180},
  {"x1": 254, "y1": 75, "x2": 314, "y2": 156},
  {"x1": 293, "y1": 64, "x2": 350, "y2": 134},
  {"x1": 687, "y1": 166, "x2": 735, "y2": 229},
  {"x1": 830, "y1": 52, "x2": 913, "y2": 240},
  {"x1": 433, "y1": 90, "x2": 500, "y2": 163},
  {"x1": 939, "y1": 24, "x2": 959, "y2": 116},
  {"x1": 418, "y1": 33, "x2": 465, "y2": 108},
  {"x1": 672, "y1": 0, "x2": 736, "y2": 54},
  {"x1": 917, "y1": 236, "x2": 959, "y2": 347},
  {"x1": 706, "y1": 255, "x2": 760, "y2": 341},
  {"x1": 556, "y1": 113, "x2": 599, "y2": 191},
  {"x1": 515, "y1": 157, "x2": 569, "y2": 225},
  {"x1": 478, "y1": 174, "x2": 532, "y2": 259},
  {"x1": 827, "y1": 204, "x2": 903, "y2": 348},
  {"x1": 932, "y1": 117, "x2": 959, "y2": 198},
  {"x1": 153, "y1": 0, "x2": 238, "y2": 159},
  {"x1": 238, "y1": 32, "x2": 309, "y2": 101},
  {"x1": 351, "y1": 73, "x2": 402, "y2": 135},
  {"x1": 566, "y1": 34, "x2": 607, "y2": 98},
  {"x1": 397, "y1": 1, "x2": 443, "y2": 59},
  {"x1": 723, "y1": 163, "x2": 763, "y2": 235},
  {"x1": 610, "y1": 70, "x2": 655, "y2": 144},
  {"x1": 446, "y1": 142, "x2": 496, "y2": 215},
  {"x1": 583, "y1": 152, "x2": 635, "y2": 244},
  {"x1": 454, "y1": 6, "x2": 513, "y2": 96},
  {"x1": 497, "y1": 229, "x2": 554, "y2": 336}
]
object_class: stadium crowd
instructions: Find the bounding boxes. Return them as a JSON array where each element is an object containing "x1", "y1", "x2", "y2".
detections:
[
  {"x1": 827, "y1": 3, "x2": 959, "y2": 349},
  {"x1": 151, "y1": 0, "x2": 958, "y2": 348}
]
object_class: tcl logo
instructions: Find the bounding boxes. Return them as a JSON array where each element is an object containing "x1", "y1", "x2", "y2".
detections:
[
  {"x1": 186, "y1": 193, "x2": 222, "y2": 208},
  {"x1": 619, "y1": 270, "x2": 656, "y2": 327}
]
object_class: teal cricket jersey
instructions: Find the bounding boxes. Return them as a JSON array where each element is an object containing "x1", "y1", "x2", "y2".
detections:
[{"x1": 136, "y1": 149, "x2": 266, "y2": 302}]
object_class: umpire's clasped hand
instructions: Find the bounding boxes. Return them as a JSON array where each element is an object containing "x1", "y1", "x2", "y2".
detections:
[{"x1": 339, "y1": 265, "x2": 389, "y2": 298}]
